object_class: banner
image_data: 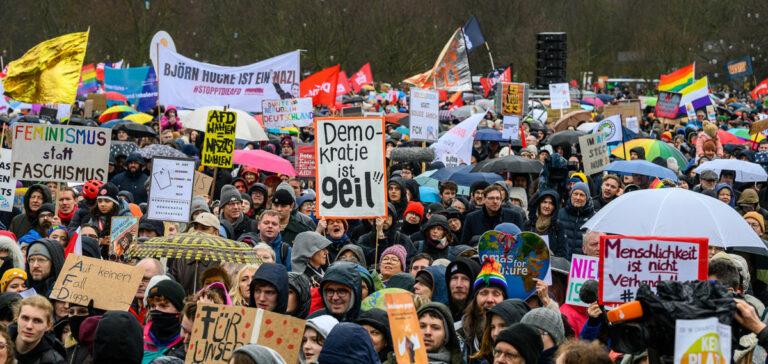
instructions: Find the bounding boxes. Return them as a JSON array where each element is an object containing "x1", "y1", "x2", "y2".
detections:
[
  {"x1": 11, "y1": 123, "x2": 111, "y2": 183},
  {"x1": 479, "y1": 230, "x2": 550, "y2": 299},
  {"x1": 548, "y1": 83, "x2": 571, "y2": 109},
  {"x1": 432, "y1": 113, "x2": 483, "y2": 167},
  {"x1": 432, "y1": 28, "x2": 472, "y2": 91},
  {"x1": 301, "y1": 65, "x2": 340, "y2": 107},
  {"x1": 104, "y1": 66, "x2": 159, "y2": 112},
  {"x1": 385, "y1": 292, "x2": 428, "y2": 364},
  {"x1": 296, "y1": 145, "x2": 316, "y2": 177},
  {"x1": 598, "y1": 235, "x2": 708, "y2": 305},
  {"x1": 496, "y1": 82, "x2": 528, "y2": 116},
  {"x1": 409, "y1": 88, "x2": 439, "y2": 142},
  {"x1": 0, "y1": 149, "x2": 17, "y2": 212},
  {"x1": 350, "y1": 63, "x2": 374, "y2": 93},
  {"x1": 579, "y1": 133, "x2": 610, "y2": 175},
  {"x1": 656, "y1": 91, "x2": 683, "y2": 118},
  {"x1": 155, "y1": 47, "x2": 300, "y2": 112},
  {"x1": 565, "y1": 254, "x2": 599, "y2": 307},
  {"x1": 262, "y1": 98, "x2": 314, "y2": 128},
  {"x1": 462, "y1": 16, "x2": 486, "y2": 52},
  {"x1": 147, "y1": 157, "x2": 195, "y2": 223},
  {"x1": 592, "y1": 114, "x2": 623, "y2": 144},
  {"x1": 202, "y1": 110, "x2": 237, "y2": 168},
  {"x1": 674, "y1": 318, "x2": 731, "y2": 364},
  {"x1": 110, "y1": 216, "x2": 138, "y2": 257},
  {"x1": 314, "y1": 117, "x2": 387, "y2": 218},
  {"x1": 50, "y1": 255, "x2": 143, "y2": 311}
]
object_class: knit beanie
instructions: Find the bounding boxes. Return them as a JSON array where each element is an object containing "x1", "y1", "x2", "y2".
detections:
[
  {"x1": 473, "y1": 258, "x2": 508, "y2": 298},
  {"x1": 147, "y1": 279, "x2": 186, "y2": 312},
  {"x1": 495, "y1": 323, "x2": 543, "y2": 364},
  {"x1": 521, "y1": 307, "x2": 565, "y2": 345},
  {"x1": 27, "y1": 243, "x2": 52, "y2": 261},
  {"x1": 191, "y1": 196, "x2": 210, "y2": 214},
  {"x1": 380, "y1": 245, "x2": 407, "y2": 271},
  {"x1": 744, "y1": 211, "x2": 765, "y2": 233},
  {"x1": 570, "y1": 182, "x2": 590, "y2": 197},
  {"x1": 96, "y1": 183, "x2": 120, "y2": 205},
  {"x1": 219, "y1": 185, "x2": 242, "y2": 206},
  {"x1": 404, "y1": 201, "x2": 425, "y2": 220}
]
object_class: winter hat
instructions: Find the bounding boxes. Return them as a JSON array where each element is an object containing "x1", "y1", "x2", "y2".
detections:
[
  {"x1": 27, "y1": 243, "x2": 52, "y2": 261},
  {"x1": 422, "y1": 215, "x2": 450, "y2": 235},
  {"x1": 521, "y1": 307, "x2": 565, "y2": 345},
  {"x1": 190, "y1": 196, "x2": 210, "y2": 214},
  {"x1": 143, "y1": 275, "x2": 171, "y2": 307},
  {"x1": 272, "y1": 188, "x2": 295, "y2": 206},
  {"x1": 700, "y1": 170, "x2": 718, "y2": 181},
  {"x1": 97, "y1": 183, "x2": 120, "y2": 205},
  {"x1": 219, "y1": 184, "x2": 242, "y2": 206},
  {"x1": 192, "y1": 212, "x2": 221, "y2": 230},
  {"x1": 386, "y1": 272, "x2": 415, "y2": 291},
  {"x1": 233, "y1": 344, "x2": 287, "y2": 364},
  {"x1": 404, "y1": 201, "x2": 425, "y2": 220},
  {"x1": 380, "y1": 245, "x2": 407, "y2": 271},
  {"x1": 126, "y1": 152, "x2": 146, "y2": 165},
  {"x1": 295, "y1": 193, "x2": 316, "y2": 211},
  {"x1": 738, "y1": 189, "x2": 760, "y2": 205},
  {"x1": 147, "y1": 279, "x2": 186, "y2": 312},
  {"x1": 470, "y1": 181, "x2": 491, "y2": 195},
  {"x1": 495, "y1": 323, "x2": 544, "y2": 364},
  {"x1": 568, "y1": 172, "x2": 587, "y2": 184},
  {"x1": 473, "y1": 257, "x2": 508, "y2": 298},
  {"x1": 93, "y1": 311, "x2": 144, "y2": 364},
  {"x1": 37, "y1": 203, "x2": 55, "y2": 215},
  {"x1": 415, "y1": 270, "x2": 434, "y2": 289},
  {"x1": 138, "y1": 216, "x2": 164, "y2": 236},
  {"x1": 0, "y1": 268, "x2": 26, "y2": 292},
  {"x1": 570, "y1": 181, "x2": 590, "y2": 197},
  {"x1": 744, "y1": 211, "x2": 765, "y2": 233}
]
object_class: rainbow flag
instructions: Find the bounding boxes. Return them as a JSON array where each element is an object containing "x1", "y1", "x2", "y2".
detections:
[
  {"x1": 658, "y1": 63, "x2": 695, "y2": 92},
  {"x1": 649, "y1": 178, "x2": 664, "y2": 189},
  {"x1": 77, "y1": 63, "x2": 98, "y2": 95}
]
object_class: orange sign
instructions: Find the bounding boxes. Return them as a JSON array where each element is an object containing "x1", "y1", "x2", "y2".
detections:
[{"x1": 385, "y1": 292, "x2": 428, "y2": 364}]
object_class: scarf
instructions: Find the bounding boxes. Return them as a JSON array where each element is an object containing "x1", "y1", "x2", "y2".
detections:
[
  {"x1": 535, "y1": 215, "x2": 552, "y2": 234},
  {"x1": 427, "y1": 348, "x2": 453, "y2": 364},
  {"x1": 426, "y1": 236, "x2": 449, "y2": 250},
  {"x1": 57, "y1": 205, "x2": 78, "y2": 224}
]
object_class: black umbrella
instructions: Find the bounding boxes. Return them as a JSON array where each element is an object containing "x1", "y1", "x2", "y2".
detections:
[
  {"x1": 66, "y1": 117, "x2": 99, "y2": 127},
  {"x1": 527, "y1": 121, "x2": 547, "y2": 133},
  {"x1": 114, "y1": 123, "x2": 157, "y2": 138},
  {"x1": 472, "y1": 155, "x2": 543, "y2": 174},
  {"x1": 545, "y1": 130, "x2": 586, "y2": 146},
  {"x1": 111, "y1": 141, "x2": 139, "y2": 159},
  {"x1": 342, "y1": 95, "x2": 365, "y2": 104}
]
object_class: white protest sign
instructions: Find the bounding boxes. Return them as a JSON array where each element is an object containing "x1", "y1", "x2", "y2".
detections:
[
  {"x1": 565, "y1": 254, "x2": 599, "y2": 307},
  {"x1": 502, "y1": 115, "x2": 520, "y2": 140},
  {"x1": 0, "y1": 149, "x2": 16, "y2": 212},
  {"x1": 706, "y1": 105, "x2": 716, "y2": 123},
  {"x1": 432, "y1": 113, "x2": 484, "y2": 167},
  {"x1": 262, "y1": 97, "x2": 314, "y2": 128},
  {"x1": 579, "y1": 133, "x2": 610, "y2": 176},
  {"x1": 11, "y1": 123, "x2": 111, "y2": 183},
  {"x1": 156, "y1": 47, "x2": 300, "y2": 113},
  {"x1": 314, "y1": 117, "x2": 387, "y2": 218},
  {"x1": 147, "y1": 157, "x2": 195, "y2": 223},
  {"x1": 598, "y1": 235, "x2": 708, "y2": 305},
  {"x1": 686, "y1": 102, "x2": 697, "y2": 122},
  {"x1": 625, "y1": 116, "x2": 640, "y2": 134},
  {"x1": 674, "y1": 318, "x2": 731, "y2": 364},
  {"x1": 409, "y1": 88, "x2": 439, "y2": 142},
  {"x1": 548, "y1": 83, "x2": 571, "y2": 109}
]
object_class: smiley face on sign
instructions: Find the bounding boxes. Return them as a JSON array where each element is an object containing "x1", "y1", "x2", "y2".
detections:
[{"x1": 478, "y1": 230, "x2": 550, "y2": 299}]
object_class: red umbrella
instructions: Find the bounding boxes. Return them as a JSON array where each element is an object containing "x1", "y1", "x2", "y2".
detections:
[
  {"x1": 717, "y1": 129, "x2": 744, "y2": 145},
  {"x1": 104, "y1": 91, "x2": 128, "y2": 102},
  {"x1": 233, "y1": 149, "x2": 296, "y2": 176}
]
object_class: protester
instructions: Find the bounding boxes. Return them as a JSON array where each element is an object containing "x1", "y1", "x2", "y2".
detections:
[
  {"x1": 11, "y1": 295, "x2": 66, "y2": 363},
  {"x1": 415, "y1": 215, "x2": 455, "y2": 260},
  {"x1": 471, "y1": 299, "x2": 530, "y2": 363},
  {"x1": 445, "y1": 257, "x2": 481, "y2": 322},
  {"x1": 521, "y1": 308, "x2": 566, "y2": 363},
  {"x1": 291, "y1": 231, "x2": 332, "y2": 286},
  {"x1": 461, "y1": 185, "x2": 525, "y2": 244},
  {"x1": 25, "y1": 239, "x2": 65, "y2": 297},
  {"x1": 111, "y1": 152, "x2": 149, "y2": 204},
  {"x1": 257, "y1": 210, "x2": 292, "y2": 270},
  {"x1": 358, "y1": 203, "x2": 416, "y2": 266},
  {"x1": 143, "y1": 279, "x2": 186, "y2": 363},
  {"x1": 317, "y1": 322, "x2": 380, "y2": 364},
  {"x1": 458, "y1": 258, "x2": 507, "y2": 360},
  {"x1": 131, "y1": 257, "x2": 165, "y2": 324},
  {"x1": 315, "y1": 261, "x2": 361, "y2": 322},
  {"x1": 287, "y1": 272, "x2": 312, "y2": 319},
  {"x1": 301, "y1": 315, "x2": 339, "y2": 364},
  {"x1": 272, "y1": 182, "x2": 316, "y2": 244},
  {"x1": 355, "y1": 308, "x2": 392, "y2": 362},
  {"x1": 417, "y1": 302, "x2": 464, "y2": 364},
  {"x1": 10, "y1": 184, "x2": 51, "y2": 239},
  {"x1": 219, "y1": 184, "x2": 257, "y2": 240},
  {"x1": 230, "y1": 264, "x2": 258, "y2": 307},
  {"x1": 527, "y1": 189, "x2": 567, "y2": 257},
  {"x1": 249, "y1": 263, "x2": 289, "y2": 313},
  {"x1": 493, "y1": 323, "x2": 543, "y2": 364},
  {"x1": 557, "y1": 182, "x2": 594, "y2": 259}
]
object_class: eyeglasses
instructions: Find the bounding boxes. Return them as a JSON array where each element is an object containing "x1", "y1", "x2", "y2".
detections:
[
  {"x1": 324, "y1": 288, "x2": 351, "y2": 298},
  {"x1": 28, "y1": 257, "x2": 49, "y2": 265},
  {"x1": 381, "y1": 256, "x2": 400, "y2": 263}
]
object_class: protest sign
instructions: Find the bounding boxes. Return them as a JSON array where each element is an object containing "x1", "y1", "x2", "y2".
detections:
[
  {"x1": 202, "y1": 110, "x2": 237, "y2": 168},
  {"x1": 674, "y1": 318, "x2": 731, "y2": 364},
  {"x1": 104, "y1": 66, "x2": 158, "y2": 112},
  {"x1": 685, "y1": 102, "x2": 697, "y2": 122},
  {"x1": 110, "y1": 216, "x2": 138, "y2": 257},
  {"x1": 262, "y1": 97, "x2": 314, "y2": 128},
  {"x1": 604, "y1": 102, "x2": 643, "y2": 125},
  {"x1": 502, "y1": 116, "x2": 520, "y2": 140},
  {"x1": 726, "y1": 56, "x2": 752, "y2": 80},
  {"x1": 13, "y1": 188, "x2": 26, "y2": 213},
  {"x1": 479, "y1": 230, "x2": 550, "y2": 299},
  {"x1": 548, "y1": 83, "x2": 571, "y2": 109},
  {"x1": 50, "y1": 255, "x2": 143, "y2": 311},
  {"x1": 565, "y1": 254, "x2": 600, "y2": 307},
  {"x1": 409, "y1": 88, "x2": 439, "y2": 142},
  {"x1": 385, "y1": 292, "x2": 428, "y2": 364},
  {"x1": 296, "y1": 145, "x2": 316, "y2": 178},
  {"x1": 625, "y1": 116, "x2": 640, "y2": 134},
  {"x1": 314, "y1": 117, "x2": 387, "y2": 218},
  {"x1": 432, "y1": 113, "x2": 484, "y2": 167},
  {"x1": 11, "y1": 123, "x2": 111, "y2": 183},
  {"x1": 496, "y1": 82, "x2": 528, "y2": 116},
  {"x1": 579, "y1": 133, "x2": 610, "y2": 175},
  {"x1": 83, "y1": 100, "x2": 94, "y2": 118},
  {"x1": 186, "y1": 303, "x2": 305, "y2": 364},
  {"x1": 88, "y1": 93, "x2": 107, "y2": 113},
  {"x1": 156, "y1": 47, "x2": 300, "y2": 113},
  {"x1": 598, "y1": 235, "x2": 708, "y2": 305},
  {"x1": 750, "y1": 118, "x2": 768, "y2": 135},
  {"x1": 0, "y1": 150, "x2": 16, "y2": 212},
  {"x1": 656, "y1": 91, "x2": 682, "y2": 119},
  {"x1": 192, "y1": 171, "x2": 213, "y2": 198},
  {"x1": 147, "y1": 157, "x2": 195, "y2": 223}
]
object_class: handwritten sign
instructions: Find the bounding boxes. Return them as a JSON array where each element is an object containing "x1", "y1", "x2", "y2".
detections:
[
  {"x1": 147, "y1": 157, "x2": 195, "y2": 223},
  {"x1": 50, "y1": 255, "x2": 143, "y2": 311},
  {"x1": 598, "y1": 235, "x2": 708, "y2": 305},
  {"x1": 674, "y1": 318, "x2": 731, "y2": 364},
  {"x1": 193, "y1": 171, "x2": 213, "y2": 198},
  {"x1": 262, "y1": 97, "x2": 314, "y2": 128},
  {"x1": 110, "y1": 216, "x2": 138, "y2": 257},
  {"x1": 579, "y1": 133, "x2": 610, "y2": 176},
  {"x1": 565, "y1": 254, "x2": 599, "y2": 307},
  {"x1": 0, "y1": 149, "x2": 17, "y2": 212},
  {"x1": 296, "y1": 145, "x2": 316, "y2": 178},
  {"x1": 202, "y1": 110, "x2": 236, "y2": 168},
  {"x1": 497, "y1": 82, "x2": 528, "y2": 117},
  {"x1": 548, "y1": 83, "x2": 571, "y2": 109},
  {"x1": 385, "y1": 292, "x2": 427, "y2": 364},
  {"x1": 656, "y1": 92, "x2": 682, "y2": 119},
  {"x1": 409, "y1": 88, "x2": 440, "y2": 142},
  {"x1": 314, "y1": 117, "x2": 387, "y2": 218}
]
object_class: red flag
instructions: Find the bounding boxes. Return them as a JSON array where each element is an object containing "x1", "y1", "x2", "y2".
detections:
[
  {"x1": 480, "y1": 78, "x2": 493, "y2": 97},
  {"x1": 301, "y1": 65, "x2": 340, "y2": 106},
  {"x1": 752, "y1": 78, "x2": 768, "y2": 99},
  {"x1": 336, "y1": 71, "x2": 351, "y2": 96},
  {"x1": 500, "y1": 67, "x2": 511, "y2": 82},
  {"x1": 448, "y1": 91, "x2": 463, "y2": 108},
  {"x1": 64, "y1": 227, "x2": 82, "y2": 258},
  {"x1": 350, "y1": 63, "x2": 373, "y2": 93}
]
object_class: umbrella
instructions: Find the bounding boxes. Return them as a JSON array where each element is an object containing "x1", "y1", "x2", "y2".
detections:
[
  {"x1": 472, "y1": 155, "x2": 543, "y2": 174},
  {"x1": 553, "y1": 110, "x2": 592, "y2": 132},
  {"x1": 394, "y1": 125, "x2": 410, "y2": 136},
  {"x1": 610, "y1": 138, "x2": 688, "y2": 169},
  {"x1": 124, "y1": 113, "x2": 154, "y2": 124},
  {"x1": 233, "y1": 149, "x2": 296, "y2": 176},
  {"x1": 475, "y1": 99, "x2": 495, "y2": 111},
  {"x1": 450, "y1": 105, "x2": 478, "y2": 121},
  {"x1": 66, "y1": 117, "x2": 98, "y2": 127},
  {"x1": 545, "y1": 130, "x2": 586, "y2": 145},
  {"x1": 185, "y1": 106, "x2": 268, "y2": 141},
  {"x1": 415, "y1": 166, "x2": 502, "y2": 195},
  {"x1": 717, "y1": 129, "x2": 744, "y2": 145},
  {"x1": 451, "y1": 171, "x2": 503, "y2": 188},
  {"x1": 98, "y1": 105, "x2": 137, "y2": 123},
  {"x1": 138, "y1": 144, "x2": 187, "y2": 159},
  {"x1": 694, "y1": 159, "x2": 768, "y2": 182},
  {"x1": 101, "y1": 118, "x2": 130, "y2": 129},
  {"x1": 104, "y1": 91, "x2": 128, "y2": 104},
  {"x1": 581, "y1": 96, "x2": 604, "y2": 107},
  {"x1": 475, "y1": 128, "x2": 506, "y2": 142},
  {"x1": 728, "y1": 128, "x2": 766, "y2": 142},
  {"x1": 110, "y1": 141, "x2": 139, "y2": 158},
  {"x1": 115, "y1": 123, "x2": 157, "y2": 138},
  {"x1": 527, "y1": 121, "x2": 547, "y2": 133},
  {"x1": 576, "y1": 122, "x2": 598, "y2": 133},
  {"x1": 129, "y1": 233, "x2": 259, "y2": 263},
  {"x1": 596, "y1": 94, "x2": 615, "y2": 103},
  {"x1": 604, "y1": 160, "x2": 679, "y2": 181},
  {"x1": 582, "y1": 188, "x2": 766, "y2": 251},
  {"x1": 419, "y1": 186, "x2": 440, "y2": 203},
  {"x1": 429, "y1": 165, "x2": 474, "y2": 180}
]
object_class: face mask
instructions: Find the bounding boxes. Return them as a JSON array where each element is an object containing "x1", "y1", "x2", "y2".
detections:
[
  {"x1": 150, "y1": 310, "x2": 181, "y2": 341},
  {"x1": 69, "y1": 315, "x2": 88, "y2": 342}
]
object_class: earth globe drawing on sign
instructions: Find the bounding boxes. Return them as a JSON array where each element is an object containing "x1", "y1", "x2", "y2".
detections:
[{"x1": 478, "y1": 230, "x2": 550, "y2": 299}]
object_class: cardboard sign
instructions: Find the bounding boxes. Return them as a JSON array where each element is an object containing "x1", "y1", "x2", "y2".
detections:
[
  {"x1": 502, "y1": 116, "x2": 520, "y2": 140},
  {"x1": 186, "y1": 304, "x2": 305, "y2": 364},
  {"x1": 202, "y1": 110, "x2": 237, "y2": 168},
  {"x1": 50, "y1": 255, "x2": 143, "y2": 311},
  {"x1": 478, "y1": 230, "x2": 550, "y2": 299},
  {"x1": 39, "y1": 107, "x2": 58, "y2": 123},
  {"x1": 314, "y1": 117, "x2": 387, "y2": 218},
  {"x1": 751, "y1": 118, "x2": 768, "y2": 135},
  {"x1": 192, "y1": 171, "x2": 213, "y2": 198},
  {"x1": 0, "y1": 150, "x2": 17, "y2": 212},
  {"x1": 409, "y1": 88, "x2": 440, "y2": 142},
  {"x1": 296, "y1": 145, "x2": 316, "y2": 178},
  {"x1": 110, "y1": 216, "x2": 138, "y2": 257},
  {"x1": 604, "y1": 102, "x2": 642, "y2": 125},
  {"x1": 497, "y1": 82, "x2": 528, "y2": 116},
  {"x1": 674, "y1": 318, "x2": 731, "y2": 364},
  {"x1": 147, "y1": 157, "x2": 195, "y2": 223},
  {"x1": 262, "y1": 97, "x2": 314, "y2": 128},
  {"x1": 579, "y1": 133, "x2": 610, "y2": 176},
  {"x1": 656, "y1": 92, "x2": 683, "y2": 119},
  {"x1": 11, "y1": 123, "x2": 111, "y2": 183},
  {"x1": 83, "y1": 100, "x2": 94, "y2": 118},
  {"x1": 548, "y1": 83, "x2": 571, "y2": 109},
  {"x1": 88, "y1": 93, "x2": 107, "y2": 113},
  {"x1": 565, "y1": 254, "x2": 600, "y2": 307},
  {"x1": 385, "y1": 292, "x2": 428, "y2": 364},
  {"x1": 598, "y1": 235, "x2": 708, "y2": 305}
]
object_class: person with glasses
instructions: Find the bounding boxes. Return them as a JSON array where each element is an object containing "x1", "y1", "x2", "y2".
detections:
[
  {"x1": 24, "y1": 239, "x2": 64, "y2": 297},
  {"x1": 316, "y1": 261, "x2": 361, "y2": 322},
  {"x1": 493, "y1": 323, "x2": 543, "y2": 364},
  {"x1": 249, "y1": 263, "x2": 289, "y2": 314},
  {"x1": 520, "y1": 308, "x2": 566, "y2": 363},
  {"x1": 461, "y1": 185, "x2": 526, "y2": 245},
  {"x1": 417, "y1": 302, "x2": 464, "y2": 364},
  {"x1": 744, "y1": 211, "x2": 767, "y2": 240}
]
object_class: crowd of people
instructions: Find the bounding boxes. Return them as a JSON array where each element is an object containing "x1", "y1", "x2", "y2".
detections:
[{"x1": 0, "y1": 80, "x2": 767, "y2": 364}]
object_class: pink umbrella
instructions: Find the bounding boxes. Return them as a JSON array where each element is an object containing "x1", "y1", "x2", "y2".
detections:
[
  {"x1": 233, "y1": 149, "x2": 296, "y2": 176},
  {"x1": 581, "y1": 96, "x2": 605, "y2": 107}
]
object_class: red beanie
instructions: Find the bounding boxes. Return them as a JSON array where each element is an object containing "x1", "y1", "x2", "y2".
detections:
[{"x1": 404, "y1": 201, "x2": 425, "y2": 220}]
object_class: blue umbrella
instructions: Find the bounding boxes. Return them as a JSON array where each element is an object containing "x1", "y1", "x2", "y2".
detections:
[
  {"x1": 430, "y1": 165, "x2": 473, "y2": 180},
  {"x1": 604, "y1": 160, "x2": 679, "y2": 181},
  {"x1": 451, "y1": 172, "x2": 503, "y2": 186},
  {"x1": 419, "y1": 186, "x2": 440, "y2": 203},
  {"x1": 596, "y1": 94, "x2": 615, "y2": 103},
  {"x1": 475, "y1": 128, "x2": 506, "y2": 142}
]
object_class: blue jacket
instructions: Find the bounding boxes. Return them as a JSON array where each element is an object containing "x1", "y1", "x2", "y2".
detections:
[
  {"x1": 318, "y1": 323, "x2": 381, "y2": 364},
  {"x1": 110, "y1": 170, "x2": 149, "y2": 204},
  {"x1": 267, "y1": 233, "x2": 291, "y2": 272},
  {"x1": 420, "y1": 265, "x2": 448, "y2": 305}
]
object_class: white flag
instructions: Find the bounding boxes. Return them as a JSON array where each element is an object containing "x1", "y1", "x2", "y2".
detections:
[
  {"x1": 432, "y1": 113, "x2": 484, "y2": 167},
  {"x1": 592, "y1": 114, "x2": 623, "y2": 143}
]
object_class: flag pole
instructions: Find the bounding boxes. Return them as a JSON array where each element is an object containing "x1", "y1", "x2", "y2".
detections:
[
  {"x1": 484, "y1": 42, "x2": 496, "y2": 70},
  {"x1": 459, "y1": 27, "x2": 475, "y2": 103}
]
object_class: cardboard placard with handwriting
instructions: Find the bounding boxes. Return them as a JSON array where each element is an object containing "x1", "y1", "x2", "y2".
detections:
[
  {"x1": 49, "y1": 255, "x2": 143, "y2": 311},
  {"x1": 604, "y1": 102, "x2": 642, "y2": 125},
  {"x1": 193, "y1": 171, "x2": 214, "y2": 197}
]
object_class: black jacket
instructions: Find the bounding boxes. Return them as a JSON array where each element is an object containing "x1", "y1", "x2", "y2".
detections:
[
  {"x1": 26, "y1": 239, "x2": 65, "y2": 297},
  {"x1": 557, "y1": 198, "x2": 595, "y2": 259},
  {"x1": 357, "y1": 228, "x2": 416, "y2": 269},
  {"x1": 110, "y1": 169, "x2": 149, "y2": 204},
  {"x1": 10, "y1": 184, "x2": 52, "y2": 239},
  {"x1": 526, "y1": 190, "x2": 568, "y2": 258},
  {"x1": 287, "y1": 272, "x2": 311, "y2": 319},
  {"x1": 92, "y1": 311, "x2": 144, "y2": 364},
  {"x1": 10, "y1": 323, "x2": 66, "y2": 364},
  {"x1": 460, "y1": 206, "x2": 525, "y2": 245},
  {"x1": 591, "y1": 193, "x2": 616, "y2": 212},
  {"x1": 250, "y1": 263, "x2": 289, "y2": 313},
  {"x1": 222, "y1": 213, "x2": 257, "y2": 241}
]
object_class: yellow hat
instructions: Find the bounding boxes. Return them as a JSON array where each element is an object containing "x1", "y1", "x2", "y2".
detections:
[{"x1": 0, "y1": 268, "x2": 26, "y2": 292}]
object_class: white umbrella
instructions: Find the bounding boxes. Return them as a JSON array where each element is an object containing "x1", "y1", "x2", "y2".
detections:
[
  {"x1": 694, "y1": 159, "x2": 768, "y2": 182},
  {"x1": 576, "y1": 122, "x2": 597, "y2": 133},
  {"x1": 582, "y1": 188, "x2": 766, "y2": 251},
  {"x1": 184, "y1": 106, "x2": 268, "y2": 141}
]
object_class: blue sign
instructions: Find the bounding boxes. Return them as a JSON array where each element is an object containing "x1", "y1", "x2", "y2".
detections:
[
  {"x1": 726, "y1": 56, "x2": 753, "y2": 80},
  {"x1": 104, "y1": 66, "x2": 158, "y2": 112}
]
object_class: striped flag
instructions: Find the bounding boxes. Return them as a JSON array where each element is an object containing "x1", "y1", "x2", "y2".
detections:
[
  {"x1": 658, "y1": 63, "x2": 695, "y2": 92},
  {"x1": 64, "y1": 226, "x2": 83, "y2": 257}
]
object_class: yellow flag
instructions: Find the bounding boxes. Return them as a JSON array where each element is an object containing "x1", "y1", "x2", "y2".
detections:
[{"x1": 3, "y1": 30, "x2": 89, "y2": 104}]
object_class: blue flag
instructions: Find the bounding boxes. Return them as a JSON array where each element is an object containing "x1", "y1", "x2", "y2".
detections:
[
  {"x1": 463, "y1": 16, "x2": 485, "y2": 52},
  {"x1": 104, "y1": 66, "x2": 158, "y2": 112}
]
